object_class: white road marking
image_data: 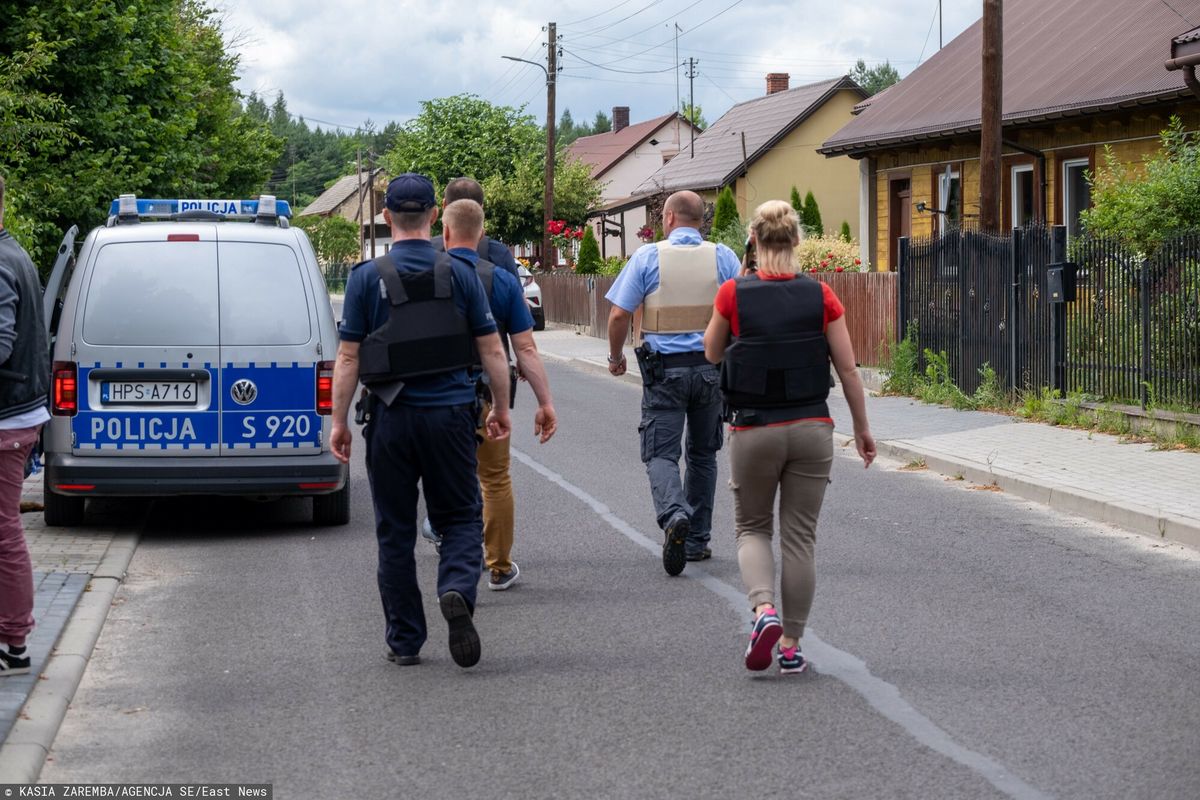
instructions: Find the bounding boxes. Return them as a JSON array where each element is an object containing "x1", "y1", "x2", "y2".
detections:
[{"x1": 512, "y1": 446, "x2": 1054, "y2": 800}]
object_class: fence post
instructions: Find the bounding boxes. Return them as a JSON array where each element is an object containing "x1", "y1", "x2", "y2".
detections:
[
  {"x1": 1139, "y1": 257, "x2": 1152, "y2": 408},
  {"x1": 897, "y1": 236, "x2": 909, "y2": 340},
  {"x1": 1009, "y1": 227, "x2": 1023, "y2": 393},
  {"x1": 1049, "y1": 226, "x2": 1067, "y2": 393},
  {"x1": 956, "y1": 228, "x2": 967, "y2": 386}
]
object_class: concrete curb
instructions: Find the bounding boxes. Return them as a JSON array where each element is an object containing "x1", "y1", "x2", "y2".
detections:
[
  {"x1": 833, "y1": 433, "x2": 1200, "y2": 551},
  {"x1": 0, "y1": 532, "x2": 140, "y2": 783}
]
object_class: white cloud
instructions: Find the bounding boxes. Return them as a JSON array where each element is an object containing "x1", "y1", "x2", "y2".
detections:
[{"x1": 215, "y1": 0, "x2": 980, "y2": 131}]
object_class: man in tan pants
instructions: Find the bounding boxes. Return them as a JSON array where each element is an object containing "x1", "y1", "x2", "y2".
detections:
[{"x1": 442, "y1": 199, "x2": 557, "y2": 590}]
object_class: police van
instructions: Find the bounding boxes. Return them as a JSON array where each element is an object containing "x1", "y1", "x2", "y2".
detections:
[{"x1": 40, "y1": 195, "x2": 349, "y2": 526}]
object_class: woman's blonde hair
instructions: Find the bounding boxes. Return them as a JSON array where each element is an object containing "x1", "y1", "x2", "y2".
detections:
[{"x1": 749, "y1": 200, "x2": 803, "y2": 275}]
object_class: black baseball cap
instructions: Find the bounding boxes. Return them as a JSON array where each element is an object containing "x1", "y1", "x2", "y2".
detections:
[{"x1": 385, "y1": 173, "x2": 437, "y2": 212}]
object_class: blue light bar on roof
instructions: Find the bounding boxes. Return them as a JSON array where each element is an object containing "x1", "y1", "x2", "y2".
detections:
[{"x1": 107, "y1": 198, "x2": 293, "y2": 218}]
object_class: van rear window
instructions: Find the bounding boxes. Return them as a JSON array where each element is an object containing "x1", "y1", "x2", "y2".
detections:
[
  {"x1": 218, "y1": 243, "x2": 311, "y2": 345},
  {"x1": 83, "y1": 242, "x2": 219, "y2": 345}
]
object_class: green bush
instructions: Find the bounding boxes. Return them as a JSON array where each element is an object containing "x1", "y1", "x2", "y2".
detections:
[
  {"x1": 574, "y1": 225, "x2": 602, "y2": 274},
  {"x1": 801, "y1": 190, "x2": 823, "y2": 237},
  {"x1": 710, "y1": 219, "x2": 747, "y2": 260},
  {"x1": 880, "y1": 322, "x2": 922, "y2": 395},
  {"x1": 711, "y1": 187, "x2": 740, "y2": 241},
  {"x1": 599, "y1": 255, "x2": 625, "y2": 275},
  {"x1": 790, "y1": 186, "x2": 803, "y2": 215},
  {"x1": 840, "y1": 221, "x2": 852, "y2": 242}
]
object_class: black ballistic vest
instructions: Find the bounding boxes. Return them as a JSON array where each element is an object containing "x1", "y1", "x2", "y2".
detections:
[
  {"x1": 358, "y1": 253, "x2": 477, "y2": 386},
  {"x1": 720, "y1": 275, "x2": 831, "y2": 424}
]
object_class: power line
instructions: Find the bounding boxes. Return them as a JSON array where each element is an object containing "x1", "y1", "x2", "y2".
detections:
[
  {"x1": 484, "y1": 31, "x2": 543, "y2": 96},
  {"x1": 1159, "y1": 0, "x2": 1194, "y2": 25},
  {"x1": 560, "y1": 0, "x2": 640, "y2": 27},
  {"x1": 699, "y1": 71, "x2": 741, "y2": 104},
  {"x1": 586, "y1": 0, "x2": 669, "y2": 35},
  {"x1": 573, "y1": 0, "x2": 749, "y2": 67},
  {"x1": 916, "y1": 0, "x2": 941, "y2": 64},
  {"x1": 564, "y1": 48, "x2": 681, "y2": 74}
]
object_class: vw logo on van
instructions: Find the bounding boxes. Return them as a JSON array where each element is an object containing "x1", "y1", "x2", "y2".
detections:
[{"x1": 230, "y1": 379, "x2": 258, "y2": 406}]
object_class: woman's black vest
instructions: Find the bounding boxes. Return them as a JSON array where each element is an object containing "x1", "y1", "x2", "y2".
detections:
[
  {"x1": 358, "y1": 253, "x2": 478, "y2": 386},
  {"x1": 719, "y1": 275, "x2": 830, "y2": 425}
]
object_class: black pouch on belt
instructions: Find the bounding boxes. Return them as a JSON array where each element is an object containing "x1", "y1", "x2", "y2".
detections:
[{"x1": 634, "y1": 345, "x2": 663, "y2": 386}]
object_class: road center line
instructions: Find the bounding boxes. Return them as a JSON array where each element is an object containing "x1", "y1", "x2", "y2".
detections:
[{"x1": 511, "y1": 446, "x2": 1053, "y2": 800}]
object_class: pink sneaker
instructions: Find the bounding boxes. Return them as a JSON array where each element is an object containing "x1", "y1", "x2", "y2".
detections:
[{"x1": 744, "y1": 610, "x2": 783, "y2": 671}]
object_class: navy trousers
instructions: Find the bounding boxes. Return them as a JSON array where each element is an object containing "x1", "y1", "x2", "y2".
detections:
[{"x1": 365, "y1": 401, "x2": 482, "y2": 657}]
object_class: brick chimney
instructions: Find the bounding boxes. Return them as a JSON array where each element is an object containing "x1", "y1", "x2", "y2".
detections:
[
  {"x1": 766, "y1": 73, "x2": 790, "y2": 95},
  {"x1": 612, "y1": 106, "x2": 630, "y2": 133}
]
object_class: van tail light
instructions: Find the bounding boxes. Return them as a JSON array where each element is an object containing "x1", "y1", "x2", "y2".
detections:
[
  {"x1": 316, "y1": 360, "x2": 334, "y2": 415},
  {"x1": 527, "y1": 295, "x2": 541, "y2": 306},
  {"x1": 53, "y1": 361, "x2": 78, "y2": 416}
]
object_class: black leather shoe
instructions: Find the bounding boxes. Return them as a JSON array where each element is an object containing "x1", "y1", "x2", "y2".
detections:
[
  {"x1": 685, "y1": 547, "x2": 712, "y2": 562},
  {"x1": 662, "y1": 515, "x2": 689, "y2": 576}
]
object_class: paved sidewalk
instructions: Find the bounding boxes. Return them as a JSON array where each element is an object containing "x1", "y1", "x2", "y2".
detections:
[
  {"x1": 0, "y1": 472, "x2": 117, "y2": 746},
  {"x1": 534, "y1": 326, "x2": 1200, "y2": 549}
]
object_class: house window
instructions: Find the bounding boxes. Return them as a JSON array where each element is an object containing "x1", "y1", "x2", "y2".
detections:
[
  {"x1": 1062, "y1": 158, "x2": 1091, "y2": 239},
  {"x1": 1011, "y1": 165, "x2": 1034, "y2": 228},
  {"x1": 938, "y1": 169, "x2": 961, "y2": 233}
]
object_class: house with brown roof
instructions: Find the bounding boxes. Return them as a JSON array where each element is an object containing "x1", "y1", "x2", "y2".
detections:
[
  {"x1": 299, "y1": 169, "x2": 390, "y2": 258},
  {"x1": 820, "y1": 0, "x2": 1200, "y2": 271},
  {"x1": 632, "y1": 74, "x2": 867, "y2": 240},
  {"x1": 568, "y1": 108, "x2": 698, "y2": 259}
]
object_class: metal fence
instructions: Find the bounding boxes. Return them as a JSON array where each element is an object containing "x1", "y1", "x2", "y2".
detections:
[
  {"x1": 323, "y1": 262, "x2": 352, "y2": 294},
  {"x1": 899, "y1": 226, "x2": 1200, "y2": 408}
]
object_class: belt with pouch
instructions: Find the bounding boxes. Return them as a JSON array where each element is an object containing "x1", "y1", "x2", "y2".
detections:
[{"x1": 658, "y1": 351, "x2": 709, "y2": 369}]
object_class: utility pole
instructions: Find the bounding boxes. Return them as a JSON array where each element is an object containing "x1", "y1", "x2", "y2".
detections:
[
  {"x1": 356, "y1": 148, "x2": 365, "y2": 259},
  {"x1": 674, "y1": 23, "x2": 682, "y2": 148},
  {"x1": 939, "y1": 0, "x2": 943, "y2": 50},
  {"x1": 544, "y1": 22, "x2": 557, "y2": 268},
  {"x1": 979, "y1": 0, "x2": 1003, "y2": 232},
  {"x1": 686, "y1": 58, "x2": 698, "y2": 158},
  {"x1": 368, "y1": 151, "x2": 377, "y2": 259}
]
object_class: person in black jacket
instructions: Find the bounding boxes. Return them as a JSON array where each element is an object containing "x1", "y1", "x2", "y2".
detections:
[
  {"x1": 0, "y1": 174, "x2": 51, "y2": 677},
  {"x1": 704, "y1": 200, "x2": 875, "y2": 675}
]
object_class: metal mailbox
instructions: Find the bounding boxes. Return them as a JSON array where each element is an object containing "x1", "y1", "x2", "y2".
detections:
[{"x1": 1047, "y1": 261, "x2": 1077, "y2": 303}]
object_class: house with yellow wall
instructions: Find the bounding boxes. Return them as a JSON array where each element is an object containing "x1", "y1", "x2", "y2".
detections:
[
  {"x1": 820, "y1": 0, "x2": 1200, "y2": 272},
  {"x1": 631, "y1": 74, "x2": 866, "y2": 238}
]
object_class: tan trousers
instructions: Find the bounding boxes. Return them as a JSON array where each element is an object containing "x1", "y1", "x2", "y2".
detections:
[
  {"x1": 729, "y1": 421, "x2": 833, "y2": 639},
  {"x1": 477, "y1": 401, "x2": 515, "y2": 575}
]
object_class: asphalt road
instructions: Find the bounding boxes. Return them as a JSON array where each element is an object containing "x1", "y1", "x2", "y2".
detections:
[{"x1": 40, "y1": 359, "x2": 1200, "y2": 799}]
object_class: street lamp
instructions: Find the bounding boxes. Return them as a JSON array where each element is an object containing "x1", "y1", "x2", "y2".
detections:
[{"x1": 503, "y1": 38, "x2": 557, "y2": 268}]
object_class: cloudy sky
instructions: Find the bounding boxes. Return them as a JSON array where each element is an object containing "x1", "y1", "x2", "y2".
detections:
[{"x1": 215, "y1": 0, "x2": 981, "y2": 132}]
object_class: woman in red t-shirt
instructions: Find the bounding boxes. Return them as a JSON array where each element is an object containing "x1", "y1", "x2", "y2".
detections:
[{"x1": 703, "y1": 200, "x2": 875, "y2": 675}]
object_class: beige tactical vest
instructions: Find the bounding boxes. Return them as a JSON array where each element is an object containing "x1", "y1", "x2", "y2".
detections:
[{"x1": 642, "y1": 241, "x2": 721, "y2": 334}]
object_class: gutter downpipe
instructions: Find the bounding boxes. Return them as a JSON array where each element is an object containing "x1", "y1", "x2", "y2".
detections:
[
  {"x1": 1002, "y1": 139, "x2": 1048, "y2": 225},
  {"x1": 1165, "y1": 54, "x2": 1200, "y2": 102}
]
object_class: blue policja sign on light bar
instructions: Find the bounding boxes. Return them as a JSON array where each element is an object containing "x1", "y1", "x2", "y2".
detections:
[{"x1": 107, "y1": 197, "x2": 293, "y2": 218}]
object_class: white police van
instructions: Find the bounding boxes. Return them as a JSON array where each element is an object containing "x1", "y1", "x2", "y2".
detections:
[{"x1": 40, "y1": 195, "x2": 349, "y2": 526}]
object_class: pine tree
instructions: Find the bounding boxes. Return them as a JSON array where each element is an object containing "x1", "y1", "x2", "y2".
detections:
[
  {"x1": 802, "y1": 191, "x2": 823, "y2": 237},
  {"x1": 790, "y1": 186, "x2": 803, "y2": 215},
  {"x1": 840, "y1": 221, "x2": 852, "y2": 242},
  {"x1": 711, "y1": 187, "x2": 740, "y2": 241},
  {"x1": 575, "y1": 225, "x2": 603, "y2": 274}
]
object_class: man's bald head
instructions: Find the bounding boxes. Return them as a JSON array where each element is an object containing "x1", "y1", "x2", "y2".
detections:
[
  {"x1": 663, "y1": 191, "x2": 705, "y2": 233},
  {"x1": 442, "y1": 199, "x2": 485, "y2": 250}
]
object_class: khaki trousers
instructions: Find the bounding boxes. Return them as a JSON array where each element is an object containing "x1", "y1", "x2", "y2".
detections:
[
  {"x1": 729, "y1": 421, "x2": 833, "y2": 639},
  {"x1": 477, "y1": 401, "x2": 515, "y2": 575}
]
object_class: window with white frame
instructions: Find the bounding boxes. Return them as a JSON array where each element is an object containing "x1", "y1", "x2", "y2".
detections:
[
  {"x1": 938, "y1": 168, "x2": 961, "y2": 233},
  {"x1": 1011, "y1": 165, "x2": 1035, "y2": 229},
  {"x1": 1062, "y1": 158, "x2": 1091, "y2": 239}
]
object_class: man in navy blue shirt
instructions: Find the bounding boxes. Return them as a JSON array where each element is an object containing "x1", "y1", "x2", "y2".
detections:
[
  {"x1": 332, "y1": 173, "x2": 511, "y2": 670},
  {"x1": 432, "y1": 177, "x2": 520, "y2": 280},
  {"x1": 442, "y1": 198, "x2": 557, "y2": 593}
]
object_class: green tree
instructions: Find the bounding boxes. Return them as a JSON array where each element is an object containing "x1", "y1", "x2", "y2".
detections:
[
  {"x1": 681, "y1": 101, "x2": 708, "y2": 131},
  {"x1": 710, "y1": 186, "x2": 740, "y2": 243},
  {"x1": 1082, "y1": 117, "x2": 1200, "y2": 253},
  {"x1": 849, "y1": 59, "x2": 901, "y2": 96},
  {"x1": 0, "y1": 0, "x2": 281, "y2": 271},
  {"x1": 380, "y1": 94, "x2": 542, "y2": 190},
  {"x1": 481, "y1": 154, "x2": 601, "y2": 246},
  {"x1": 789, "y1": 186, "x2": 803, "y2": 215},
  {"x1": 575, "y1": 225, "x2": 602, "y2": 274},
  {"x1": 840, "y1": 220, "x2": 852, "y2": 242},
  {"x1": 591, "y1": 110, "x2": 612, "y2": 134},
  {"x1": 294, "y1": 214, "x2": 360, "y2": 265},
  {"x1": 802, "y1": 191, "x2": 824, "y2": 236}
]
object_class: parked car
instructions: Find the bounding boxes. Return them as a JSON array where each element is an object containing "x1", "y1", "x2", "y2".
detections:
[
  {"x1": 518, "y1": 265, "x2": 545, "y2": 331},
  {"x1": 40, "y1": 194, "x2": 349, "y2": 527}
]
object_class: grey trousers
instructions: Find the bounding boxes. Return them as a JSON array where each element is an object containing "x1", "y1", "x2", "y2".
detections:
[
  {"x1": 729, "y1": 421, "x2": 833, "y2": 639},
  {"x1": 638, "y1": 363, "x2": 723, "y2": 554}
]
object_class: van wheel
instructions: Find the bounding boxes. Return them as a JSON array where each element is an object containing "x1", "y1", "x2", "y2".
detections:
[
  {"x1": 44, "y1": 490, "x2": 86, "y2": 527},
  {"x1": 313, "y1": 485, "x2": 350, "y2": 526}
]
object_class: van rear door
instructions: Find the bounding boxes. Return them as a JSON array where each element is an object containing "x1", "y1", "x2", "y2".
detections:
[
  {"x1": 216, "y1": 239, "x2": 323, "y2": 456},
  {"x1": 72, "y1": 229, "x2": 220, "y2": 456}
]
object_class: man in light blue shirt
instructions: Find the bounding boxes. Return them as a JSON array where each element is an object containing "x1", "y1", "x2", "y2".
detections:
[{"x1": 605, "y1": 191, "x2": 740, "y2": 575}]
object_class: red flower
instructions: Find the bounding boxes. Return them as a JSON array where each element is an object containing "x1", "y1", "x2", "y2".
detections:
[
  {"x1": 809, "y1": 268, "x2": 818, "y2": 273},
  {"x1": 820, "y1": 260, "x2": 829, "y2": 268},
  {"x1": 575, "y1": 229, "x2": 584, "y2": 239},
  {"x1": 827, "y1": 252, "x2": 835, "y2": 258},
  {"x1": 835, "y1": 266, "x2": 845, "y2": 272},
  {"x1": 854, "y1": 258, "x2": 861, "y2": 265}
]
